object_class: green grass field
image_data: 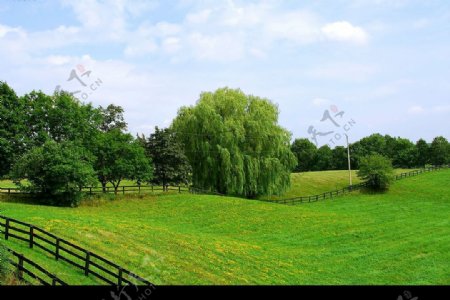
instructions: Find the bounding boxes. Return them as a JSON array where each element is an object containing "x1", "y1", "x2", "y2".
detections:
[
  {"x1": 261, "y1": 168, "x2": 416, "y2": 200},
  {"x1": 0, "y1": 168, "x2": 448, "y2": 285}
]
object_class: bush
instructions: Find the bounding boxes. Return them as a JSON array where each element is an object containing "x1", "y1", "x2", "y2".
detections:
[
  {"x1": 357, "y1": 154, "x2": 394, "y2": 191},
  {"x1": 11, "y1": 141, "x2": 98, "y2": 207}
]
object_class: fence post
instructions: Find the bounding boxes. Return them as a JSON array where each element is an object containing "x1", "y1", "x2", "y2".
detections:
[
  {"x1": 118, "y1": 268, "x2": 123, "y2": 286},
  {"x1": 29, "y1": 226, "x2": 34, "y2": 249},
  {"x1": 151, "y1": 185, "x2": 154, "y2": 192},
  {"x1": 17, "y1": 254, "x2": 24, "y2": 281},
  {"x1": 8, "y1": 188, "x2": 10, "y2": 194},
  {"x1": 90, "y1": 187, "x2": 92, "y2": 195},
  {"x1": 5, "y1": 219, "x2": 9, "y2": 240},
  {"x1": 55, "y1": 238, "x2": 60, "y2": 261},
  {"x1": 85, "y1": 251, "x2": 90, "y2": 276},
  {"x1": 179, "y1": 186, "x2": 181, "y2": 193},
  {"x1": 123, "y1": 186, "x2": 125, "y2": 195},
  {"x1": 138, "y1": 185, "x2": 141, "y2": 194}
]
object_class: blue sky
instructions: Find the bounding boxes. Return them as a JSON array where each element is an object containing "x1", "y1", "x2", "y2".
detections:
[{"x1": 1, "y1": 0, "x2": 449, "y2": 147}]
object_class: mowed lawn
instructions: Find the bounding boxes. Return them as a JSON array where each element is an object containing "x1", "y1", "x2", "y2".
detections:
[{"x1": 0, "y1": 169, "x2": 448, "y2": 285}]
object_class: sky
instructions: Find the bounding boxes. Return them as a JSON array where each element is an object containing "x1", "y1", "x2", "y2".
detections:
[{"x1": 0, "y1": 0, "x2": 449, "y2": 147}]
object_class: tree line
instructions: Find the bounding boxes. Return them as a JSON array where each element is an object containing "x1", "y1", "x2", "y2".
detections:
[
  {"x1": 1, "y1": 82, "x2": 449, "y2": 204},
  {"x1": 0, "y1": 82, "x2": 190, "y2": 205},
  {"x1": 291, "y1": 134, "x2": 450, "y2": 172}
]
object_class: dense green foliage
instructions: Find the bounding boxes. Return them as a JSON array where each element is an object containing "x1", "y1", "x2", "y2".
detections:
[
  {"x1": 11, "y1": 141, "x2": 98, "y2": 206},
  {"x1": 430, "y1": 136, "x2": 450, "y2": 166},
  {"x1": 0, "y1": 82, "x2": 25, "y2": 177},
  {"x1": 91, "y1": 130, "x2": 153, "y2": 193},
  {"x1": 140, "y1": 127, "x2": 191, "y2": 187},
  {"x1": 0, "y1": 169, "x2": 448, "y2": 284},
  {"x1": 1, "y1": 82, "x2": 153, "y2": 204},
  {"x1": 172, "y1": 88, "x2": 297, "y2": 198},
  {"x1": 357, "y1": 154, "x2": 394, "y2": 190},
  {"x1": 291, "y1": 133, "x2": 449, "y2": 172},
  {"x1": 290, "y1": 138, "x2": 317, "y2": 172}
]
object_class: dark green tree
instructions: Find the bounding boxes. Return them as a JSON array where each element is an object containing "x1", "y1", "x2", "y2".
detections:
[
  {"x1": 0, "y1": 82, "x2": 26, "y2": 177},
  {"x1": 99, "y1": 104, "x2": 128, "y2": 132},
  {"x1": 11, "y1": 141, "x2": 98, "y2": 206},
  {"x1": 359, "y1": 133, "x2": 387, "y2": 157},
  {"x1": 429, "y1": 136, "x2": 449, "y2": 165},
  {"x1": 143, "y1": 127, "x2": 191, "y2": 189},
  {"x1": 172, "y1": 87, "x2": 297, "y2": 198},
  {"x1": 20, "y1": 90, "x2": 102, "y2": 148},
  {"x1": 91, "y1": 130, "x2": 153, "y2": 193},
  {"x1": 290, "y1": 138, "x2": 317, "y2": 172},
  {"x1": 357, "y1": 154, "x2": 394, "y2": 191},
  {"x1": 332, "y1": 146, "x2": 348, "y2": 170},
  {"x1": 391, "y1": 137, "x2": 417, "y2": 168},
  {"x1": 313, "y1": 145, "x2": 333, "y2": 171},
  {"x1": 415, "y1": 139, "x2": 430, "y2": 167}
]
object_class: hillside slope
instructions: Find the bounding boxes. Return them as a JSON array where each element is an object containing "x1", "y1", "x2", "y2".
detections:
[{"x1": 0, "y1": 169, "x2": 448, "y2": 285}]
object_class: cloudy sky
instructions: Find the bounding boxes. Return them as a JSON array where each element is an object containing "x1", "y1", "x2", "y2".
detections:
[{"x1": 1, "y1": 0, "x2": 449, "y2": 147}]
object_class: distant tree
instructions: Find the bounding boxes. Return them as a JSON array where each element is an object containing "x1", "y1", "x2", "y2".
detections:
[
  {"x1": 172, "y1": 87, "x2": 297, "y2": 198},
  {"x1": 313, "y1": 145, "x2": 333, "y2": 171},
  {"x1": 382, "y1": 134, "x2": 395, "y2": 158},
  {"x1": 429, "y1": 136, "x2": 449, "y2": 165},
  {"x1": 91, "y1": 130, "x2": 153, "y2": 193},
  {"x1": 99, "y1": 104, "x2": 128, "y2": 132},
  {"x1": 332, "y1": 146, "x2": 348, "y2": 170},
  {"x1": 357, "y1": 154, "x2": 394, "y2": 191},
  {"x1": 359, "y1": 133, "x2": 387, "y2": 156},
  {"x1": 391, "y1": 137, "x2": 417, "y2": 168},
  {"x1": 20, "y1": 91, "x2": 102, "y2": 147},
  {"x1": 11, "y1": 141, "x2": 98, "y2": 206},
  {"x1": 291, "y1": 138, "x2": 317, "y2": 172},
  {"x1": 0, "y1": 81, "x2": 26, "y2": 177},
  {"x1": 143, "y1": 127, "x2": 191, "y2": 188},
  {"x1": 415, "y1": 139, "x2": 430, "y2": 167}
]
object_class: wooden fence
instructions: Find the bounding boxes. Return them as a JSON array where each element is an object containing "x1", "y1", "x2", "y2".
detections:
[
  {"x1": 0, "y1": 184, "x2": 222, "y2": 196},
  {"x1": 5, "y1": 247, "x2": 67, "y2": 286},
  {"x1": 0, "y1": 166, "x2": 447, "y2": 202},
  {"x1": 0, "y1": 215, "x2": 153, "y2": 286},
  {"x1": 265, "y1": 165, "x2": 448, "y2": 206}
]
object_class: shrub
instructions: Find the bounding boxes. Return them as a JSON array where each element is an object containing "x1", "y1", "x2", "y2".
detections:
[{"x1": 357, "y1": 154, "x2": 394, "y2": 191}]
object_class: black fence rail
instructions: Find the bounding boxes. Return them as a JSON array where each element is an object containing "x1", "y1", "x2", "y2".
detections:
[
  {"x1": 0, "y1": 184, "x2": 220, "y2": 196},
  {"x1": 0, "y1": 215, "x2": 153, "y2": 286},
  {"x1": 266, "y1": 165, "x2": 448, "y2": 206},
  {"x1": 5, "y1": 247, "x2": 67, "y2": 286}
]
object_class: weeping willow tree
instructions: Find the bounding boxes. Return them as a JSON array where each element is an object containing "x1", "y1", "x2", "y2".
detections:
[{"x1": 172, "y1": 87, "x2": 297, "y2": 198}]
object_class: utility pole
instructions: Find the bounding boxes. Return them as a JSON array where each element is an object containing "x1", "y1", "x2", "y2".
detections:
[{"x1": 345, "y1": 133, "x2": 352, "y2": 186}]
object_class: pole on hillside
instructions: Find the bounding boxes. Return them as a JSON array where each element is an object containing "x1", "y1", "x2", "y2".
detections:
[{"x1": 345, "y1": 133, "x2": 352, "y2": 186}]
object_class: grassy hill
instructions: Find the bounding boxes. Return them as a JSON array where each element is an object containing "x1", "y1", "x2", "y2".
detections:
[
  {"x1": 0, "y1": 168, "x2": 448, "y2": 285},
  {"x1": 261, "y1": 168, "x2": 415, "y2": 200}
]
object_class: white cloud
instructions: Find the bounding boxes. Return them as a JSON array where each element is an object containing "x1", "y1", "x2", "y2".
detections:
[
  {"x1": 312, "y1": 98, "x2": 331, "y2": 107},
  {"x1": 186, "y1": 9, "x2": 212, "y2": 24},
  {"x1": 265, "y1": 11, "x2": 322, "y2": 44},
  {"x1": 408, "y1": 105, "x2": 425, "y2": 114},
  {"x1": 308, "y1": 63, "x2": 377, "y2": 81},
  {"x1": 187, "y1": 32, "x2": 245, "y2": 62},
  {"x1": 431, "y1": 105, "x2": 450, "y2": 113},
  {"x1": 322, "y1": 21, "x2": 369, "y2": 44}
]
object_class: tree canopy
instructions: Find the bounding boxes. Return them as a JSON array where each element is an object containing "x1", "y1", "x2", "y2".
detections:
[
  {"x1": 357, "y1": 154, "x2": 394, "y2": 191},
  {"x1": 11, "y1": 141, "x2": 98, "y2": 206},
  {"x1": 141, "y1": 127, "x2": 191, "y2": 188},
  {"x1": 172, "y1": 88, "x2": 297, "y2": 198}
]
